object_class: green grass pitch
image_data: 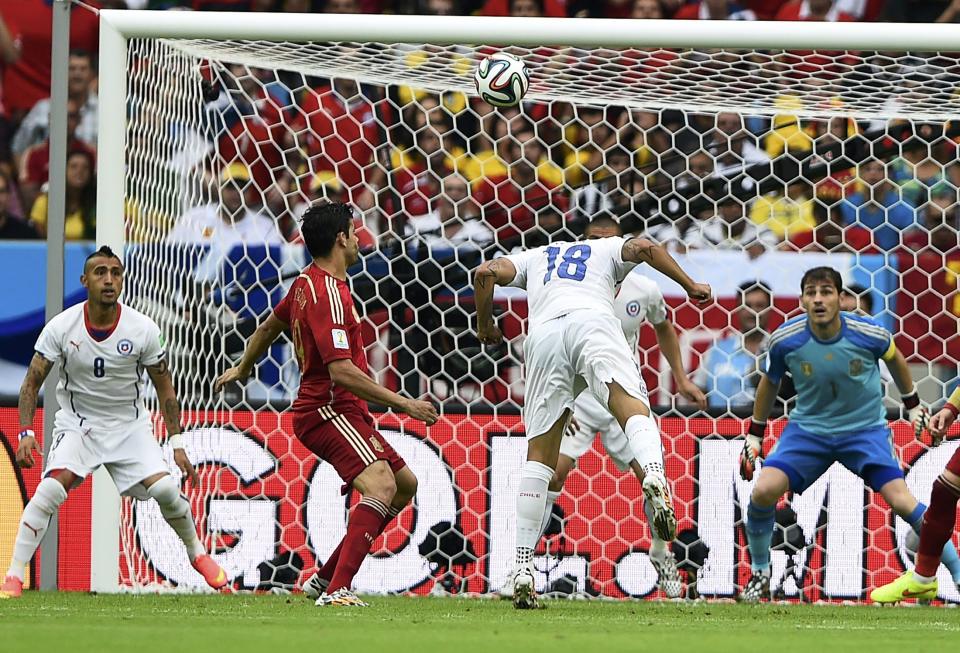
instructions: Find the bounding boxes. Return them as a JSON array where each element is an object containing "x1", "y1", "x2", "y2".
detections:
[{"x1": 2, "y1": 593, "x2": 960, "y2": 652}]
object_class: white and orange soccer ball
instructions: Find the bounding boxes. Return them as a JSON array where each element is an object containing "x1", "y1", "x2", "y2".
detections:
[{"x1": 474, "y1": 52, "x2": 530, "y2": 108}]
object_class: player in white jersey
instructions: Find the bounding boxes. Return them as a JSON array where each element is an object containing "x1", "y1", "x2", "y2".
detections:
[
  {"x1": 0, "y1": 247, "x2": 227, "y2": 598},
  {"x1": 474, "y1": 230, "x2": 711, "y2": 608}
]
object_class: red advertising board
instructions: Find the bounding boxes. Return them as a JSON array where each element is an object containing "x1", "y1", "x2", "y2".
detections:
[{"x1": 1, "y1": 407, "x2": 956, "y2": 601}]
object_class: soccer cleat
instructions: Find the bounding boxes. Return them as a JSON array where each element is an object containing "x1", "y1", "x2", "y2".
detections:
[
  {"x1": 192, "y1": 554, "x2": 228, "y2": 590},
  {"x1": 302, "y1": 572, "x2": 329, "y2": 600},
  {"x1": 0, "y1": 576, "x2": 23, "y2": 599},
  {"x1": 870, "y1": 571, "x2": 938, "y2": 604},
  {"x1": 738, "y1": 571, "x2": 770, "y2": 603},
  {"x1": 512, "y1": 568, "x2": 539, "y2": 610},
  {"x1": 497, "y1": 569, "x2": 515, "y2": 599},
  {"x1": 649, "y1": 550, "x2": 683, "y2": 599},
  {"x1": 315, "y1": 588, "x2": 369, "y2": 607},
  {"x1": 642, "y1": 475, "x2": 677, "y2": 542}
]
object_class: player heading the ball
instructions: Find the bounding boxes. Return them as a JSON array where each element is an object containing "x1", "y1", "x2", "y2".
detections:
[
  {"x1": 215, "y1": 201, "x2": 438, "y2": 608},
  {"x1": 473, "y1": 231, "x2": 711, "y2": 609},
  {"x1": 1, "y1": 247, "x2": 227, "y2": 599}
]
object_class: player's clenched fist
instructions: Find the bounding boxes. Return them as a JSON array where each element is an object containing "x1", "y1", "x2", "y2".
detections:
[
  {"x1": 402, "y1": 398, "x2": 439, "y2": 425},
  {"x1": 15, "y1": 434, "x2": 42, "y2": 469},
  {"x1": 686, "y1": 282, "x2": 712, "y2": 305},
  {"x1": 477, "y1": 322, "x2": 503, "y2": 346},
  {"x1": 902, "y1": 391, "x2": 932, "y2": 445},
  {"x1": 739, "y1": 419, "x2": 766, "y2": 481}
]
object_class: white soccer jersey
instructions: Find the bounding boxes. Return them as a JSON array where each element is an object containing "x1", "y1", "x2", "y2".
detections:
[
  {"x1": 504, "y1": 237, "x2": 635, "y2": 330},
  {"x1": 613, "y1": 272, "x2": 668, "y2": 357},
  {"x1": 35, "y1": 302, "x2": 166, "y2": 431}
]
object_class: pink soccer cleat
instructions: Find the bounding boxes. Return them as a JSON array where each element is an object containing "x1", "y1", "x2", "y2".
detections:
[
  {"x1": 0, "y1": 575, "x2": 23, "y2": 599},
  {"x1": 192, "y1": 554, "x2": 228, "y2": 590}
]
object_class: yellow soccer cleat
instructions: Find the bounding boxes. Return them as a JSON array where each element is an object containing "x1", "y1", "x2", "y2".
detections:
[{"x1": 871, "y1": 571, "x2": 938, "y2": 604}]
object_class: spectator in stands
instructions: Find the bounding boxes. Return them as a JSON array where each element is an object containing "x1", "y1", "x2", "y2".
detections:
[
  {"x1": 694, "y1": 280, "x2": 773, "y2": 409},
  {"x1": 166, "y1": 164, "x2": 283, "y2": 282},
  {"x1": 631, "y1": 0, "x2": 665, "y2": 17},
  {"x1": 774, "y1": 0, "x2": 855, "y2": 21},
  {"x1": 19, "y1": 99, "x2": 97, "y2": 214},
  {"x1": 687, "y1": 196, "x2": 778, "y2": 257},
  {"x1": 750, "y1": 180, "x2": 816, "y2": 240},
  {"x1": 708, "y1": 112, "x2": 771, "y2": 179},
  {"x1": 904, "y1": 183, "x2": 959, "y2": 255},
  {"x1": 407, "y1": 173, "x2": 493, "y2": 248},
  {"x1": 841, "y1": 157, "x2": 918, "y2": 251},
  {"x1": 0, "y1": 172, "x2": 37, "y2": 239},
  {"x1": 13, "y1": 50, "x2": 98, "y2": 160},
  {"x1": 648, "y1": 149, "x2": 715, "y2": 249},
  {"x1": 0, "y1": 11, "x2": 20, "y2": 173},
  {"x1": 841, "y1": 282, "x2": 875, "y2": 315},
  {"x1": 0, "y1": 0, "x2": 99, "y2": 122},
  {"x1": 673, "y1": 0, "x2": 757, "y2": 19},
  {"x1": 572, "y1": 145, "x2": 646, "y2": 226},
  {"x1": 29, "y1": 149, "x2": 96, "y2": 240},
  {"x1": 781, "y1": 199, "x2": 875, "y2": 253}
]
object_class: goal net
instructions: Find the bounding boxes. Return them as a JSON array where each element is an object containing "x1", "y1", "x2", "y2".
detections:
[{"x1": 102, "y1": 12, "x2": 960, "y2": 601}]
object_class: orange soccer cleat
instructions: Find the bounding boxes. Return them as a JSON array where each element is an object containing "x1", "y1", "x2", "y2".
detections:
[
  {"x1": 192, "y1": 554, "x2": 228, "y2": 590},
  {"x1": 0, "y1": 575, "x2": 23, "y2": 599}
]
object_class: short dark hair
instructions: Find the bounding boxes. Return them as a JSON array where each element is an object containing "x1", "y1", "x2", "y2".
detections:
[
  {"x1": 843, "y1": 283, "x2": 874, "y2": 313},
  {"x1": 737, "y1": 279, "x2": 772, "y2": 302},
  {"x1": 800, "y1": 266, "x2": 842, "y2": 293},
  {"x1": 301, "y1": 201, "x2": 354, "y2": 259},
  {"x1": 84, "y1": 245, "x2": 123, "y2": 273},
  {"x1": 584, "y1": 213, "x2": 622, "y2": 236}
]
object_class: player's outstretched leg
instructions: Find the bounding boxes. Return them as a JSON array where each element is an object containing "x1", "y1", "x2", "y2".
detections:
[
  {"x1": 144, "y1": 474, "x2": 227, "y2": 590},
  {"x1": 306, "y1": 466, "x2": 415, "y2": 601},
  {"x1": 1, "y1": 476, "x2": 69, "y2": 599}
]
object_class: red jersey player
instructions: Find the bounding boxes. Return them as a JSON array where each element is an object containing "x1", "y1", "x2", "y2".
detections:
[{"x1": 215, "y1": 201, "x2": 438, "y2": 607}]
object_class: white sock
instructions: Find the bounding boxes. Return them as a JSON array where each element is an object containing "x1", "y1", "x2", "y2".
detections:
[
  {"x1": 147, "y1": 475, "x2": 205, "y2": 562},
  {"x1": 7, "y1": 478, "x2": 67, "y2": 581},
  {"x1": 515, "y1": 460, "x2": 555, "y2": 569},
  {"x1": 537, "y1": 490, "x2": 561, "y2": 540},
  {"x1": 643, "y1": 498, "x2": 668, "y2": 559},
  {"x1": 625, "y1": 414, "x2": 665, "y2": 481}
]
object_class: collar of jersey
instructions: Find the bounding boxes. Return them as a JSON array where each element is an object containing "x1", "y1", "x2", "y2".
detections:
[
  {"x1": 805, "y1": 313, "x2": 845, "y2": 345},
  {"x1": 84, "y1": 302, "x2": 122, "y2": 342}
]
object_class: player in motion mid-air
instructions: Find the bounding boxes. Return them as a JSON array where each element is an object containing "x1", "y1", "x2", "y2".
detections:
[
  {"x1": 215, "y1": 201, "x2": 438, "y2": 608},
  {"x1": 474, "y1": 229, "x2": 711, "y2": 609},
  {"x1": 1, "y1": 247, "x2": 227, "y2": 599},
  {"x1": 871, "y1": 386, "x2": 960, "y2": 603},
  {"x1": 738, "y1": 266, "x2": 960, "y2": 601}
]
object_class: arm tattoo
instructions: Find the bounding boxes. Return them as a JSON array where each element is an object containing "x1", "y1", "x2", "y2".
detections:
[
  {"x1": 148, "y1": 358, "x2": 170, "y2": 378},
  {"x1": 162, "y1": 397, "x2": 182, "y2": 435},
  {"x1": 19, "y1": 354, "x2": 53, "y2": 426},
  {"x1": 626, "y1": 239, "x2": 656, "y2": 263}
]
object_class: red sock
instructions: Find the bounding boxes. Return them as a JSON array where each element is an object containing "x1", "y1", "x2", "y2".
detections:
[
  {"x1": 915, "y1": 476, "x2": 960, "y2": 578},
  {"x1": 319, "y1": 505, "x2": 400, "y2": 583},
  {"x1": 327, "y1": 498, "x2": 393, "y2": 592}
]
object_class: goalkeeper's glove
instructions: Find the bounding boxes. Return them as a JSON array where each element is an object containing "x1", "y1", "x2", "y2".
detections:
[
  {"x1": 739, "y1": 419, "x2": 765, "y2": 481},
  {"x1": 903, "y1": 391, "x2": 933, "y2": 444}
]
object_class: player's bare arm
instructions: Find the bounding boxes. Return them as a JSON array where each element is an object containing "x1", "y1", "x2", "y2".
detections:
[
  {"x1": 146, "y1": 358, "x2": 199, "y2": 485},
  {"x1": 740, "y1": 374, "x2": 781, "y2": 480},
  {"x1": 885, "y1": 345, "x2": 931, "y2": 442},
  {"x1": 214, "y1": 312, "x2": 288, "y2": 392},
  {"x1": 16, "y1": 353, "x2": 53, "y2": 468},
  {"x1": 327, "y1": 359, "x2": 438, "y2": 425},
  {"x1": 621, "y1": 238, "x2": 712, "y2": 304},
  {"x1": 653, "y1": 320, "x2": 707, "y2": 410},
  {"x1": 473, "y1": 257, "x2": 517, "y2": 345}
]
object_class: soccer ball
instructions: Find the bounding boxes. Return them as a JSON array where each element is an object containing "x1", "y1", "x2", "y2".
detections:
[{"x1": 474, "y1": 53, "x2": 530, "y2": 108}]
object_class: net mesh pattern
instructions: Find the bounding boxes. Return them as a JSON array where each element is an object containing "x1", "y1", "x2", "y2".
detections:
[{"x1": 117, "y1": 36, "x2": 960, "y2": 601}]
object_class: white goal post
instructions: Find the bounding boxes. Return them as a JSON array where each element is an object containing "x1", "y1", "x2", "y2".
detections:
[{"x1": 89, "y1": 9, "x2": 960, "y2": 596}]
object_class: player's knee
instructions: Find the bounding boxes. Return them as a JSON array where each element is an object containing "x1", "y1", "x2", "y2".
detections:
[
  {"x1": 32, "y1": 477, "x2": 68, "y2": 515},
  {"x1": 550, "y1": 467, "x2": 569, "y2": 492},
  {"x1": 362, "y1": 464, "x2": 398, "y2": 505},
  {"x1": 146, "y1": 475, "x2": 187, "y2": 516},
  {"x1": 750, "y1": 475, "x2": 782, "y2": 507},
  {"x1": 395, "y1": 468, "x2": 418, "y2": 505}
]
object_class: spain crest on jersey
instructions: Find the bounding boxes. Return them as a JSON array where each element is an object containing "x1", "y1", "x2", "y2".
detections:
[
  {"x1": 800, "y1": 361, "x2": 813, "y2": 377},
  {"x1": 849, "y1": 359, "x2": 863, "y2": 376}
]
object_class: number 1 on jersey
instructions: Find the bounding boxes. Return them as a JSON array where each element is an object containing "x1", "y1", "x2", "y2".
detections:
[{"x1": 543, "y1": 244, "x2": 592, "y2": 284}]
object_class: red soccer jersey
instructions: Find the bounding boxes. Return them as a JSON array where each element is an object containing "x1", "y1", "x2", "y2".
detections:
[{"x1": 274, "y1": 264, "x2": 369, "y2": 415}]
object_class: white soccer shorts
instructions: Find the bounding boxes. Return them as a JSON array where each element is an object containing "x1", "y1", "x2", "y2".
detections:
[
  {"x1": 522, "y1": 310, "x2": 649, "y2": 441},
  {"x1": 560, "y1": 392, "x2": 635, "y2": 471},
  {"x1": 44, "y1": 419, "x2": 170, "y2": 499}
]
